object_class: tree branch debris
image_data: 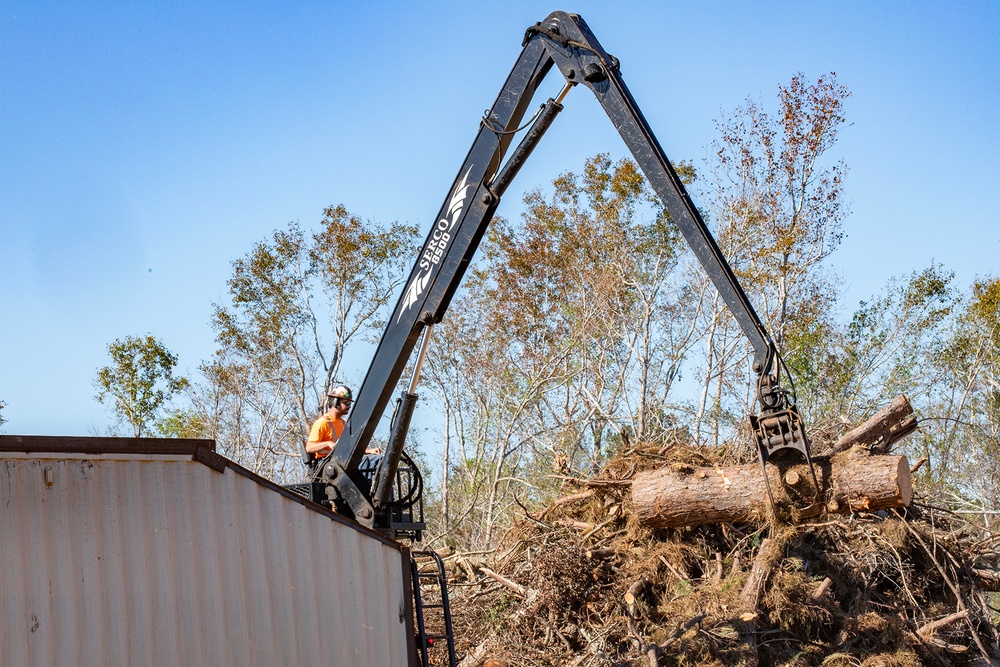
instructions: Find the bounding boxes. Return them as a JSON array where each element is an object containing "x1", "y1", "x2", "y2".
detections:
[{"x1": 428, "y1": 397, "x2": 1000, "y2": 666}]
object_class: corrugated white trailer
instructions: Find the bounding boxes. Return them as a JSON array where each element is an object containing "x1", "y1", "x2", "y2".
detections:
[{"x1": 0, "y1": 436, "x2": 418, "y2": 667}]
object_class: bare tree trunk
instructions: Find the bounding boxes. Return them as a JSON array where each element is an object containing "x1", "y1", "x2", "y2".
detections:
[
  {"x1": 637, "y1": 302, "x2": 652, "y2": 442},
  {"x1": 694, "y1": 298, "x2": 721, "y2": 444},
  {"x1": 442, "y1": 399, "x2": 452, "y2": 534}
]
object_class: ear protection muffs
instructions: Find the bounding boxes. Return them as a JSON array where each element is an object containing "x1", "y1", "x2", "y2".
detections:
[{"x1": 327, "y1": 384, "x2": 353, "y2": 411}]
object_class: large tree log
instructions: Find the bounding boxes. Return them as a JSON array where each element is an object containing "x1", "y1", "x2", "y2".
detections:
[
  {"x1": 632, "y1": 453, "x2": 912, "y2": 528},
  {"x1": 823, "y1": 394, "x2": 917, "y2": 456}
]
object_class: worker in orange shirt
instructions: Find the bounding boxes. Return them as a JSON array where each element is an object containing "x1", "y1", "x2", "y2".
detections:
[
  {"x1": 306, "y1": 385, "x2": 381, "y2": 459},
  {"x1": 306, "y1": 385, "x2": 354, "y2": 459}
]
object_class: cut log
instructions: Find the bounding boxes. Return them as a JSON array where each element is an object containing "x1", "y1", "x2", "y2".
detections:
[
  {"x1": 480, "y1": 566, "x2": 527, "y2": 598},
  {"x1": 823, "y1": 394, "x2": 916, "y2": 456},
  {"x1": 632, "y1": 453, "x2": 912, "y2": 529}
]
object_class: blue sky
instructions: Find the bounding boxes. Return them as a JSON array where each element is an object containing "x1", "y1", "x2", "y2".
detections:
[{"x1": 2, "y1": 1, "x2": 998, "y2": 436}]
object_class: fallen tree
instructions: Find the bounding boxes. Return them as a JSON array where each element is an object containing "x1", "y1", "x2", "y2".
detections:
[
  {"x1": 632, "y1": 453, "x2": 912, "y2": 528},
  {"x1": 632, "y1": 394, "x2": 918, "y2": 529},
  {"x1": 821, "y1": 393, "x2": 918, "y2": 456}
]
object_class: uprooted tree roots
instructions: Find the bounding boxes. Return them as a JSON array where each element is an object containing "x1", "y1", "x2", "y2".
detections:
[{"x1": 428, "y1": 444, "x2": 1000, "y2": 666}]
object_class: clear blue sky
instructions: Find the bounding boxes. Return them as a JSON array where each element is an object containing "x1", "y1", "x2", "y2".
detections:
[{"x1": 2, "y1": 1, "x2": 997, "y2": 436}]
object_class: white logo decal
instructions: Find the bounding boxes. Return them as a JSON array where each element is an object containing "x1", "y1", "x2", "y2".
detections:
[{"x1": 398, "y1": 168, "x2": 476, "y2": 321}]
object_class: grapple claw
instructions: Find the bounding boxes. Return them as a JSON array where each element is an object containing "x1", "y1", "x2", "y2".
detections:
[{"x1": 750, "y1": 405, "x2": 821, "y2": 516}]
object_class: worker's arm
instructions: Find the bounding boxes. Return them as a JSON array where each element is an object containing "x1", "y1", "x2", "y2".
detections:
[{"x1": 305, "y1": 439, "x2": 334, "y2": 455}]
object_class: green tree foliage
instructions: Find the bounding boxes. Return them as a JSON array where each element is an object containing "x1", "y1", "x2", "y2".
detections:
[
  {"x1": 0, "y1": 398, "x2": 6, "y2": 429},
  {"x1": 781, "y1": 264, "x2": 1000, "y2": 512},
  {"x1": 190, "y1": 206, "x2": 418, "y2": 478},
  {"x1": 912, "y1": 275, "x2": 1000, "y2": 508},
  {"x1": 94, "y1": 335, "x2": 189, "y2": 437},
  {"x1": 154, "y1": 408, "x2": 206, "y2": 439},
  {"x1": 485, "y1": 155, "x2": 692, "y2": 452},
  {"x1": 795, "y1": 264, "x2": 957, "y2": 423}
]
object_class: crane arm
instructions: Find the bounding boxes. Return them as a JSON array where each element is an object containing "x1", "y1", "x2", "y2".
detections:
[{"x1": 323, "y1": 12, "x2": 815, "y2": 528}]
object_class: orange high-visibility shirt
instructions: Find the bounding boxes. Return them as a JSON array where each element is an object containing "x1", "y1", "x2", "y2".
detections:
[{"x1": 307, "y1": 414, "x2": 345, "y2": 458}]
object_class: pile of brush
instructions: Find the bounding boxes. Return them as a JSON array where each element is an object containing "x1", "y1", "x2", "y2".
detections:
[{"x1": 422, "y1": 397, "x2": 1000, "y2": 666}]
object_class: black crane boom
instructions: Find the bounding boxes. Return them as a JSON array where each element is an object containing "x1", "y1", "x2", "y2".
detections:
[{"x1": 321, "y1": 12, "x2": 817, "y2": 529}]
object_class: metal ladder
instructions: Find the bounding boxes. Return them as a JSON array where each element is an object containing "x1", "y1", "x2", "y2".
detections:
[{"x1": 410, "y1": 550, "x2": 457, "y2": 667}]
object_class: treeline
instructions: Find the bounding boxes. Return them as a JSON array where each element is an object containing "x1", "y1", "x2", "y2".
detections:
[{"x1": 95, "y1": 73, "x2": 999, "y2": 552}]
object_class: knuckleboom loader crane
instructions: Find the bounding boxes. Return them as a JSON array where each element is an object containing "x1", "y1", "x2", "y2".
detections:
[{"x1": 312, "y1": 11, "x2": 819, "y2": 537}]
